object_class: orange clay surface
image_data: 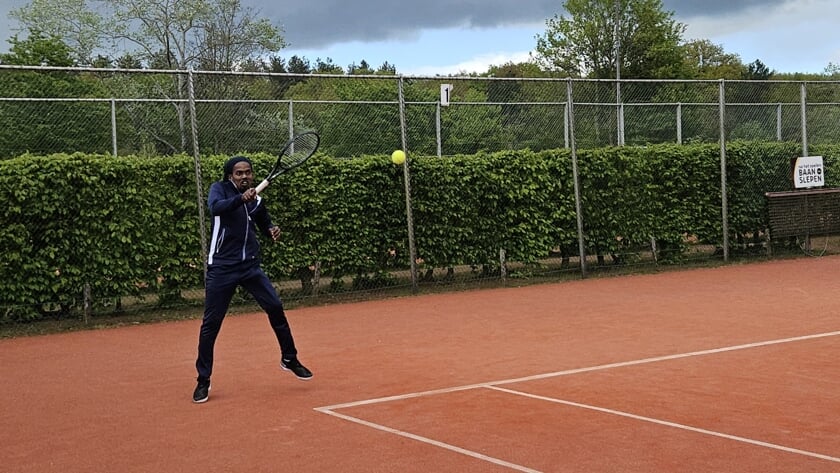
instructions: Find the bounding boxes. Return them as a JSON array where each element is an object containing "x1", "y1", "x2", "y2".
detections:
[{"x1": 1, "y1": 257, "x2": 839, "y2": 472}]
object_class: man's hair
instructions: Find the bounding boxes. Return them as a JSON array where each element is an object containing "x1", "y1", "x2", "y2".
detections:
[{"x1": 222, "y1": 156, "x2": 252, "y2": 180}]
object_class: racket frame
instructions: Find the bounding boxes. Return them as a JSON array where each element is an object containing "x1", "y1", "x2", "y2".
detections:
[{"x1": 255, "y1": 131, "x2": 319, "y2": 194}]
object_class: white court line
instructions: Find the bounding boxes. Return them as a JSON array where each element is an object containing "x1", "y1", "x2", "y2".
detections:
[
  {"x1": 314, "y1": 330, "x2": 840, "y2": 471},
  {"x1": 316, "y1": 408, "x2": 541, "y2": 473},
  {"x1": 485, "y1": 385, "x2": 840, "y2": 464},
  {"x1": 317, "y1": 330, "x2": 840, "y2": 411}
]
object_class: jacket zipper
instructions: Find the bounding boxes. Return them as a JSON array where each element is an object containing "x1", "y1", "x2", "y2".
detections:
[{"x1": 241, "y1": 203, "x2": 249, "y2": 261}]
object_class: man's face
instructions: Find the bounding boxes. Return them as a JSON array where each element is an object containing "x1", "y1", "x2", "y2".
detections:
[{"x1": 230, "y1": 161, "x2": 253, "y2": 191}]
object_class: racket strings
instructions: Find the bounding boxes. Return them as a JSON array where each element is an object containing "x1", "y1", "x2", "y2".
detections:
[{"x1": 281, "y1": 134, "x2": 319, "y2": 168}]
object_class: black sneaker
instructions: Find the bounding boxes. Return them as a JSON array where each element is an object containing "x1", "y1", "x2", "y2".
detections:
[
  {"x1": 193, "y1": 377, "x2": 211, "y2": 403},
  {"x1": 281, "y1": 358, "x2": 313, "y2": 380}
]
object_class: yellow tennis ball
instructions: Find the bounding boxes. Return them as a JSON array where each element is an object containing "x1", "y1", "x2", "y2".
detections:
[{"x1": 391, "y1": 149, "x2": 406, "y2": 165}]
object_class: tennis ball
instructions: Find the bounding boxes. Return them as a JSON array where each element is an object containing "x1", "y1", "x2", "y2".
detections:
[{"x1": 391, "y1": 149, "x2": 406, "y2": 165}]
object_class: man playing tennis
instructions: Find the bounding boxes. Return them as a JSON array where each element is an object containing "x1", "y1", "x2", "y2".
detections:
[{"x1": 193, "y1": 156, "x2": 312, "y2": 404}]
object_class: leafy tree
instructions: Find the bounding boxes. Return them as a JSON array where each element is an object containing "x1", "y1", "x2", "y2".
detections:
[
  {"x1": 0, "y1": 33, "x2": 112, "y2": 157},
  {"x1": 287, "y1": 55, "x2": 312, "y2": 74},
  {"x1": 376, "y1": 62, "x2": 397, "y2": 75},
  {"x1": 0, "y1": 31, "x2": 74, "y2": 67},
  {"x1": 11, "y1": 0, "x2": 287, "y2": 155},
  {"x1": 13, "y1": 0, "x2": 285, "y2": 70},
  {"x1": 824, "y1": 62, "x2": 840, "y2": 79},
  {"x1": 483, "y1": 62, "x2": 562, "y2": 150},
  {"x1": 681, "y1": 39, "x2": 745, "y2": 79},
  {"x1": 260, "y1": 55, "x2": 307, "y2": 97},
  {"x1": 742, "y1": 59, "x2": 773, "y2": 80},
  {"x1": 90, "y1": 54, "x2": 114, "y2": 69},
  {"x1": 725, "y1": 59, "x2": 776, "y2": 140},
  {"x1": 534, "y1": 0, "x2": 685, "y2": 79},
  {"x1": 191, "y1": 0, "x2": 285, "y2": 71},
  {"x1": 112, "y1": 53, "x2": 140, "y2": 70},
  {"x1": 313, "y1": 57, "x2": 344, "y2": 74},
  {"x1": 440, "y1": 87, "x2": 512, "y2": 155},
  {"x1": 487, "y1": 61, "x2": 548, "y2": 79},
  {"x1": 347, "y1": 60, "x2": 375, "y2": 75},
  {"x1": 10, "y1": 0, "x2": 110, "y2": 65}
]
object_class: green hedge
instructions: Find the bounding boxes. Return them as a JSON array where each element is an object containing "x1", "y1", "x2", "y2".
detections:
[{"x1": 2, "y1": 142, "x2": 838, "y2": 321}]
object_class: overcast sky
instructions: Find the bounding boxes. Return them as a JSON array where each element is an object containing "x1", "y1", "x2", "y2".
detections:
[{"x1": 1, "y1": 0, "x2": 837, "y2": 75}]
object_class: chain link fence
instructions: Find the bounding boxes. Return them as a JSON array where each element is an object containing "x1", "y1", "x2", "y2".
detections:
[{"x1": 2, "y1": 65, "x2": 839, "y2": 326}]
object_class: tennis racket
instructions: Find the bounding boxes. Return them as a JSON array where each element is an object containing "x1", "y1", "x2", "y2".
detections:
[{"x1": 255, "y1": 131, "x2": 320, "y2": 194}]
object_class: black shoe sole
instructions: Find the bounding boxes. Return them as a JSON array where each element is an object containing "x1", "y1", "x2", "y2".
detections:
[
  {"x1": 281, "y1": 364, "x2": 313, "y2": 380},
  {"x1": 193, "y1": 385, "x2": 210, "y2": 403}
]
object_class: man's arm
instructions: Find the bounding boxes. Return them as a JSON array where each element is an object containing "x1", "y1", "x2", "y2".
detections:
[
  {"x1": 251, "y1": 202, "x2": 279, "y2": 240},
  {"x1": 207, "y1": 181, "x2": 245, "y2": 216}
]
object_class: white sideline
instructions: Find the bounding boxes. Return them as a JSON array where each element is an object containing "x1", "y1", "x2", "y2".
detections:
[
  {"x1": 487, "y1": 385, "x2": 840, "y2": 464},
  {"x1": 317, "y1": 330, "x2": 840, "y2": 411},
  {"x1": 315, "y1": 330, "x2": 840, "y2": 471},
  {"x1": 318, "y1": 408, "x2": 541, "y2": 473}
]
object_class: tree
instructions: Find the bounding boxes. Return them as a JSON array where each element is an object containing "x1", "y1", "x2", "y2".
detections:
[
  {"x1": 483, "y1": 62, "x2": 565, "y2": 150},
  {"x1": 681, "y1": 39, "x2": 745, "y2": 79},
  {"x1": 376, "y1": 62, "x2": 397, "y2": 75},
  {"x1": 10, "y1": 0, "x2": 110, "y2": 65},
  {"x1": 346, "y1": 60, "x2": 396, "y2": 76},
  {"x1": 0, "y1": 33, "x2": 112, "y2": 156},
  {"x1": 487, "y1": 61, "x2": 547, "y2": 78},
  {"x1": 534, "y1": 0, "x2": 685, "y2": 79},
  {"x1": 106, "y1": 0, "x2": 284, "y2": 70},
  {"x1": 313, "y1": 57, "x2": 343, "y2": 74},
  {"x1": 0, "y1": 31, "x2": 74, "y2": 67},
  {"x1": 347, "y1": 60, "x2": 374, "y2": 75},
  {"x1": 115, "y1": 53, "x2": 142, "y2": 69},
  {"x1": 286, "y1": 55, "x2": 312, "y2": 74},
  {"x1": 11, "y1": 0, "x2": 288, "y2": 154},
  {"x1": 824, "y1": 62, "x2": 840, "y2": 79},
  {"x1": 12, "y1": 0, "x2": 285, "y2": 71},
  {"x1": 742, "y1": 59, "x2": 773, "y2": 80}
]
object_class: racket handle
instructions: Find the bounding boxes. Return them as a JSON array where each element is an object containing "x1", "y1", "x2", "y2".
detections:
[{"x1": 255, "y1": 179, "x2": 269, "y2": 194}]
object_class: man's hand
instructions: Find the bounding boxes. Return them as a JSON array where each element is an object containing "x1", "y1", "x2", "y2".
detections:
[
  {"x1": 269, "y1": 226, "x2": 281, "y2": 242},
  {"x1": 240, "y1": 188, "x2": 257, "y2": 202}
]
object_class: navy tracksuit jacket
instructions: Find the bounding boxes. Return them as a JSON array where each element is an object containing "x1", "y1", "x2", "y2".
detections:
[{"x1": 195, "y1": 179, "x2": 298, "y2": 379}]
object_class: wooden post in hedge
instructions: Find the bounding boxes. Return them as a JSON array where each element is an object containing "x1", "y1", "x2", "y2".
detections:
[
  {"x1": 499, "y1": 249, "x2": 507, "y2": 285},
  {"x1": 83, "y1": 283, "x2": 91, "y2": 325}
]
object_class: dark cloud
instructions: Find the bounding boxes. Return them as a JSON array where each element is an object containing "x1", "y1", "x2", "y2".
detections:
[
  {"x1": 253, "y1": 0, "x2": 559, "y2": 49},
  {"x1": 0, "y1": 0, "x2": 792, "y2": 52},
  {"x1": 250, "y1": 0, "x2": 791, "y2": 50}
]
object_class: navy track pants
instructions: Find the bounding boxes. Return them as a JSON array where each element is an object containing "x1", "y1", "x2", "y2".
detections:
[{"x1": 196, "y1": 260, "x2": 297, "y2": 379}]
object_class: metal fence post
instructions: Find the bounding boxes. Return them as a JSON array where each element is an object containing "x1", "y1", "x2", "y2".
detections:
[
  {"x1": 110, "y1": 99, "x2": 118, "y2": 156},
  {"x1": 676, "y1": 103, "x2": 683, "y2": 144},
  {"x1": 801, "y1": 83, "x2": 808, "y2": 156},
  {"x1": 564, "y1": 102, "x2": 570, "y2": 149},
  {"x1": 719, "y1": 79, "x2": 730, "y2": 262},
  {"x1": 188, "y1": 68, "x2": 208, "y2": 279},
  {"x1": 567, "y1": 79, "x2": 587, "y2": 277},
  {"x1": 288, "y1": 100, "x2": 294, "y2": 138},
  {"x1": 435, "y1": 101, "x2": 442, "y2": 157},
  {"x1": 398, "y1": 76, "x2": 419, "y2": 291},
  {"x1": 777, "y1": 103, "x2": 783, "y2": 141}
]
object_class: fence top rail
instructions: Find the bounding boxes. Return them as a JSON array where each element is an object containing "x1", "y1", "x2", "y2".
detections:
[
  {"x1": 5, "y1": 96, "x2": 840, "y2": 107},
  {"x1": 2, "y1": 64, "x2": 840, "y2": 85}
]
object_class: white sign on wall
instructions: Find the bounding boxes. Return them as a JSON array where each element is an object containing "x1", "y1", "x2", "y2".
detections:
[{"x1": 793, "y1": 155, "x2": 824, "y2": 189}]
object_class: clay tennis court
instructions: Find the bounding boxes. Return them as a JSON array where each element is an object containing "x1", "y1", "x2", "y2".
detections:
[{"x1": 2, "y1": 256, "x2": 839, "y2": 472}]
